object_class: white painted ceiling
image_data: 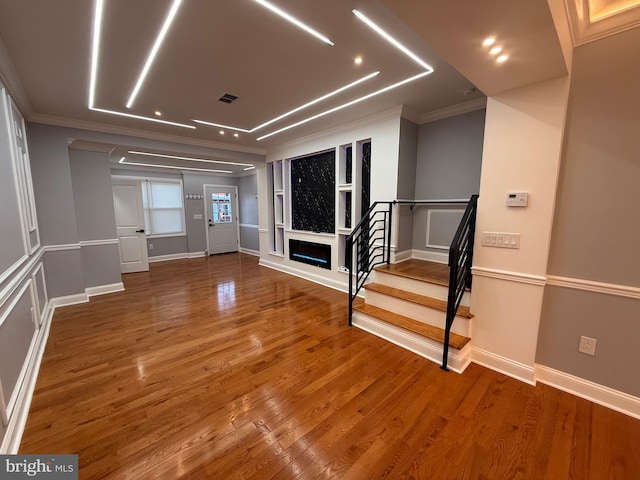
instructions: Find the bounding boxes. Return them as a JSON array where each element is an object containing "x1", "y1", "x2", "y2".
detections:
[{"x1": 1, "y1": 0, "x2": 631, "y2": 172}]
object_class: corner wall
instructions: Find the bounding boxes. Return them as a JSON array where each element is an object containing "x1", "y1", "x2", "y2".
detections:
[{"x1": 471, "y1": 77, "x2": 569, "y2": 382}]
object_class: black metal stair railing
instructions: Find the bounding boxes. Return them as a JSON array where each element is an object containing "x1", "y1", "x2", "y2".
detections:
[
  {"x1": 346, "y1": 202, "x2": 394, "y2": 325},
  {"x1": 441, "y1": 194, "x2": 478, "y2": 371},
  {"x1": 346, "y1": 196, "x2": 479, "y2": 372}
]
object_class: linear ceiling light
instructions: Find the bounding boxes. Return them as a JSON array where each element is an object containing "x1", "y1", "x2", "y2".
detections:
[
  {"x1": 352, "y1": 9, "x2": 433, "y2": 73},
  {"x1": 91, "y1": 107, "x2": 195, "y2": 128},
  {"x1": 126, "y1": 0, "x2": 184, "y2": 109},
  {"x1": 253, "y1": 0, "x2": 334, "y2": 46},
  {"x1": 192, "y1": 120, "x2": 252, "y2": 133},
  {"x1": 257, "y1": 71, "x2": 430, "y2": 141},
  {"x1": 244, "y1": 166, "x2": 256, "y2": 171},
  {"x1": 128, "y1": 150, "x2": 253, "y2": 167},
  {"x1": 193, "y1": 71, "x2": 380, "y2": 133},
  {"x1": 89, "y1": 0, "x2": 104, "y2": 109},
  {"x1": 119, "y1": 157, "x2": 232, "y2": 174}
]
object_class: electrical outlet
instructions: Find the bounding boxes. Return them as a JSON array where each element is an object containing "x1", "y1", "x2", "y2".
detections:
[
  {"x1": 579, "y1": 336, "x2": 597, "y2": 356},
  {"x1": 148, "y1": 244, "x2": 154, "y2": 250}
]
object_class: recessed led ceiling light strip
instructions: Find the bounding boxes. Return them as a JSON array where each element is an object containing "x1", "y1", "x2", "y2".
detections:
[
  {"x1": 88, "y1": 0, "x2": 193, "y2": 129},
  {"x1": 92, "y1": 107, "x2": 196, "y2": 128},
  {"x1": 351, "y1": 9, "x2": 434, "y2": 73},
  {"x1": 119, "y1": 157, "x2": 233, "y2": 174},
  {"x1": 88, "y1": 0, "x2": 104, "y2": 109},
  {"x1": 253, "y1": 0, "x2": 334, "y2": 46},
  {"x1": 193, "y1": 71, "x2": 381, "y2": 134},
  {"x1": 126, "y1": 0, "x2": 184, "y2": 109},
  {"x1": 257, "y1": 71, "x2": 430, "y2": 141},
  {"x1": 127, "y1": 150, "x2": 253, "y2": 167}
]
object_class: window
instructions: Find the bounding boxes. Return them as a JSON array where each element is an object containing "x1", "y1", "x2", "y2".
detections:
[
  {"x1": 211, "y1": 192, "x2": 233, "y2": 223},
  {"x1": 141, "y1": 180, "x2": 185, "y2": 236}
]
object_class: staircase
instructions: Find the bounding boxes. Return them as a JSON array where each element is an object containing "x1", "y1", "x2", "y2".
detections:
[
  {"x1": 347, "y1": 196, "x2": 478, "y2": 373},
  {"x1": 351, "y1": 259, "x2": 473, "y2": 373}
]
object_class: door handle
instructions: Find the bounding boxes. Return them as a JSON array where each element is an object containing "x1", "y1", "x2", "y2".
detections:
[{"x1": 136, "y1": 229, "x2": 145, "y2": 233}]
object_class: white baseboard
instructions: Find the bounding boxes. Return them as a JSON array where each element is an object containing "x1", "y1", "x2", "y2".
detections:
[
  {"x1": 47, "y1": 292, "x2": 89, "y2": 308},
  {"x1": 0, "y1": 304, "x2": 54, "y2": 454},
  {"x1": 535, "y1": 365, "x2": 640, "y2": 420},
  {"x1": 148, "y1": 253, "x2": 189, "y2": 263},
  {"x1": 86, "y1": 282, "x2": 124, "y2": 298},
  {"x1": 393, "y1": 249, "x2": 412, "y2": 263},
  {"x1": 411, "y1": 249, "x2": 449, "y2": 264},
  {"x1": 239, "y1": 248, "x2": 260, "y2": 257},
  {"x1": 188, "y1": 251, "x2": 205, "y2": 258},
  {"x1": 259, "y1": 258, "x2": 348, "y2": 294},
  {"x1": 471, "y1": 347, "x2": 535, "y2": 385},
  {"x1": 353, "y1": 313, "x2": 471, "y2": 373}
]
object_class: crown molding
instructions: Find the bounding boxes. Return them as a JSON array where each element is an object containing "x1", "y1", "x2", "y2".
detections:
[
  {"x1": 28, "y1": 112, "x2": 267, "y2": 156},
  {"x1": 267, "y1": 105, "x2": 404, "y2": 156},
  {"x1": 0, "y1": 37, "x2": 32, "y2": 117},
  {"x1": 564, "y1": 0, "x2": 640, "y2": 46},
  {"x1": 400, "y1": 105, "x2": 420, "y2": 124},
  {"x1": 419, "y1": 98, "x2": 487, "y2": 124},
  {"x1": 68, "y1": 140, "x2": 116, "y2": 154}
]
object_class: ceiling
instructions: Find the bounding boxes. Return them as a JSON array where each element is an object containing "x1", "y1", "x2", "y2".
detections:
[{"x1": 0, "y1": 0, "x2": 631, "y2": 172}]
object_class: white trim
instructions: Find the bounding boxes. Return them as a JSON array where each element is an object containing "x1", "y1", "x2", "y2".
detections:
[
  {"x1": 85, "y1": 282, "x2": 124, "y2": 297},
  {"x1": 239, "y1": 223, "x2": 259, "y2": 229},
  {"x1": 1, "y1": 280, "x2": 38, "y2": 422},
  {"x1": 0, "y1": 249, "x2": 44, "y2": 308},
  {"x1": 258, "y1": 228, "x2": 269, "y2": 234},
  {"x1": 0, "y1": 380, "x2": 7, "y2": 427},
  {"x1": 79, "y1": 238, "x2": 119, "y2": 247},
  {"x1": 425, "y1": 209, "x2": 464, "y2": 250},
  {"x1": 471, "y1": 347, "x2": 536, "y2": 385},
  {"x1": 410, "y1": 248, "x2": 449, "y2": 265},
  {"x1": 393, "y1": 249, "x2": 413, "y2": 263},
  {"x1": 419, "y1": 98, "x2": 487, "y2": 124},
  {"x1": 188, "y1": 251, "x2": 206, "y2": 258},
  {"x1": 0, "y1": 302, "x2": 53, "y2": 454},
  {"x1": 48, "y1": 293, "x2": 89, "y2": 308},
  {"x1": 148, "y1": 253, "x2": 189, "y2": 263},
  {"x1": 259, "y1": 258, "x2": 348, "y2": 293},
  {"x1": 31, "y1": 263, "x2": 48, "y2": 326},
  {"x1": 0, "y1": 254, "x2": 29, "y2": 290},
  {"x1": 29, "y1": 112, "x2": 266, "y2": 155},
  {"x1": 44, "y1": 243, "x2": 81, "y2": 252},
  {"x1": 471, "y1": 266, "x2": 546, "y2": 286},
  {"x1": 546, "y1": 275, "x2": 640, "y2": 299},
  {"x1": 239, "y1": 247, "x2": 260, "y2": 257},
  {"x1": 353, "y1": 313, "x2": 471, "y2": 373},
  {"x1": 535, "y1": 364, "x2": 640, "y2": 420}
]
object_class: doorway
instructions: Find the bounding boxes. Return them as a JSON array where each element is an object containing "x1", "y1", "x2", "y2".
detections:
[
  {"x1": 112, "y1": 178, "x2": 149, "y2": 273},
  {"x1": 205, "y1": 185, "x2": 239, "y2": 255}
]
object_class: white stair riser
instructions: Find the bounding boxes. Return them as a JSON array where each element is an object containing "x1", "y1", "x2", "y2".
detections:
[
  {"x1": 373, "y1": 271, "x2": 471, "y2": 306},
  {"x1": 364, "y1": 290, "x2": 472, "y2": 337},
  {"x1": 352, "y1": 312, "x2": 471, "y2": 373}
]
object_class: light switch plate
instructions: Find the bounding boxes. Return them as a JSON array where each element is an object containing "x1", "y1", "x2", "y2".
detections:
[{"x1": 482, "y1": 232, "x2": 520, "y2": 249}]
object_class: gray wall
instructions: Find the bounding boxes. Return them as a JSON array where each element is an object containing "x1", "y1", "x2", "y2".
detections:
[
  {"x1": 412, "y1": 109, "x2": 485, "y2": 252},
  {"x1": 148, "y1": 236, "x2": 188, "y2": 257},
  {"x1": 396, "y1": 118, "x2": 418, "y2": 253},
  {"x1": 28, "y1": 123, "x2": 80, "y2": 246},
  {"x1": 537, "y1": 27, "x2": 640, "y2": 396},
  {"x1": 43, "y1": 249, "x2": 84, "y2": 298},
  {"x1": 238, "y1": 174, "x2": 259, "y2": 252},
  {"x1": 69, "y1": 149, "x2": 121, "y2": 288}
]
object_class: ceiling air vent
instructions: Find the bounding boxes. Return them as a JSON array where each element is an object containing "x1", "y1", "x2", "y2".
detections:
[{"x1": 218, "y1": 93, "x2": 238, "y2": 104}]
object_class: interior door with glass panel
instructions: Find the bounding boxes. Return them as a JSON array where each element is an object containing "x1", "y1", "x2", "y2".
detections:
[{"x1": 206, "y1": 186, "x2": 238, "y2": 255}]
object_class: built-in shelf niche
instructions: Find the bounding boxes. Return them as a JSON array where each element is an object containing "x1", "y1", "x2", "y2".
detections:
[
  {"x1": 337, "y1": 143, "x2": 355, "y2": 271},
  {"x1": 269, "y1": 159, "x2": 285, "y2": 257}
]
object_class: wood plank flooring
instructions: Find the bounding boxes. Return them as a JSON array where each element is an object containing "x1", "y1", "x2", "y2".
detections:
[
  {"x1": 20, "y1": 254, "x2": 640, "y2": 479},
  {"x1": 375, "y1": 259, "x2": 451, "y2": 287}
]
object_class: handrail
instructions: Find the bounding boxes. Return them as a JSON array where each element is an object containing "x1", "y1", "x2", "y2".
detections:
[
  {"x1": 441, "y1": 194, "x2": 478, "y2": 370},
  {"x1": 346, "y1": 201, "x2": 394, "y2": 325},
  {"x1": 347, "y1": 195, "x2": 479, "y2": 372}
]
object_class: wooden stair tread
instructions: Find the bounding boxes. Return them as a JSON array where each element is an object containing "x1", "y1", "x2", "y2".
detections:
[
  {"x1": 363, "y1": 283, "x2": 473, "y2": 318},
  {"x1": 375, "y1": 259, "x2": 471, "y2": 291},
  {"x1": 353, "y1": 303, "x2": 471, "y2": 350}
]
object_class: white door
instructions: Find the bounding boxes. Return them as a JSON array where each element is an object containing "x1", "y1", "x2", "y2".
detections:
[
  {"x1": 112, "y1": 179, "x2": 149, "y2": 273},
  {"x1": 205, "y1": 186, "x2": 239, "y2": 255}
]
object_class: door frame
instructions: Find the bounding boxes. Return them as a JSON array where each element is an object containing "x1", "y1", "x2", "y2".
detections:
[
  {"x1": 203, "y1": 184, "x2": 240, "y2": 255},
  {"x1": 111, "y1": 176, "x2": 149, "y2": 273}
]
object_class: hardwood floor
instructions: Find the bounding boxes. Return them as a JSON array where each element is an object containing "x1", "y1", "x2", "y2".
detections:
[{"x1": 20, "y1": 254, "x2": 640, "y2": 479}]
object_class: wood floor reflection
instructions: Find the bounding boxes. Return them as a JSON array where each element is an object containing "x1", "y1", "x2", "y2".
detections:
[{"x1": 20, "y1": 254, "x2": 640, "y2": 479}]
